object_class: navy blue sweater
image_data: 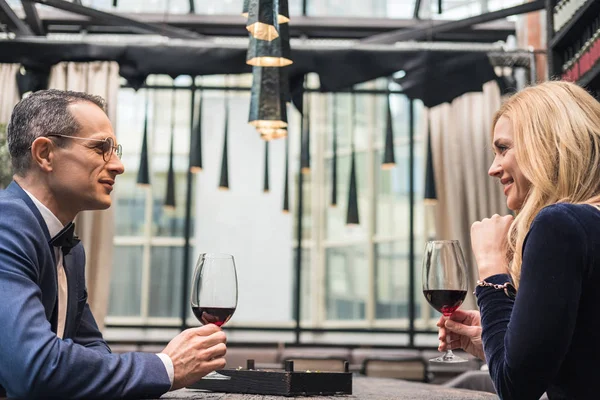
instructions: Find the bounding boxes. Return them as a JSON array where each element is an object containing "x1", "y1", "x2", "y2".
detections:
[{"x1": 475, "y1": 203, "x2": 600, "y2": 400}]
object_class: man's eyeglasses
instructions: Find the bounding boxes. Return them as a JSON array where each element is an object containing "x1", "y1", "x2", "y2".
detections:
[{"x1": 46, "y1": 134, "x2": 123, "y2": 162}]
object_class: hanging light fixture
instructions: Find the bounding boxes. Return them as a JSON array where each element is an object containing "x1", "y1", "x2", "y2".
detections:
[
  {"x1": 189, "y1": 89, "x2": 203, "y2": 173},
  {"x1": 259, "y1": 127, "x2": 287, "y2": 141},
  {"x1": 247, "y1": 23, "x2": 292, "y2": 67},
  {"x1": 300, "y1": 92, "x2": 310, "y2": 174},
  {"x1": 283, "y1": 136, "x2": 290, "y2": 213},
  {"x1": 164, "y1": 91, "x2": 176, "y2": 211},
  {"x1": 331, "y1": 95, "x2": 338, "y2": 207},
  {"x1": 137, "y1": 92, "x2": 151, "y2": 186},
  {"x1": 249, "y1": 66, "x2": 287, "y2": 129},
  {"x1": 382, "y1": 94, "x2": 396, "y2": 170},
  {"x1": 263, "y1": 141, "x2": 270, "y2": 193},
  {"x1": 424, "y1": 118, "x2": 437, "y2": 204},
  {"x1": 246, "y1": 0, "x2": 279, "y2": 41},
  {"x1": 243, "y1": 0, "x2": 289, "y2": 23},
  {"x1": 346, "y1": 95, "x2": 359, "y2": 225},
  {"x1": 219, "y1": 95, "x2": 230, "y2": 190}
]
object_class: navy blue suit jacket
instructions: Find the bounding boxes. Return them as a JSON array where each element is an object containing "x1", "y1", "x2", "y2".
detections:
[{"x1": 0, "y1": 181, "x2": 171, "y2": 399}]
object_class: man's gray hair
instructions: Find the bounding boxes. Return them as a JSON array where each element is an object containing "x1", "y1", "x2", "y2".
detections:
[{"x1": 7, "y1": 89, "x2": 107, "y2": 176}]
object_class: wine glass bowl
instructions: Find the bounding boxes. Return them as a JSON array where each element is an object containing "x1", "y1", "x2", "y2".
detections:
[
  {"x1": 422, "y1": 240, "x2": 469, "y2": 363},
  {"x1": 190, "y1": 253, "x2": 238, "y2": 379}
]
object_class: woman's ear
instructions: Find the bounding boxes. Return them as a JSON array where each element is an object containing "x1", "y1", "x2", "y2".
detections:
[{"x1": 30, "y1": 137, "x2": 55, "y2": 172}]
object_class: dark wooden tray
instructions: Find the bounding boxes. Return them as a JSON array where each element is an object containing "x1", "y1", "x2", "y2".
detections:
[{"x1": 187, "y1": 360, "x2": 352, "y2": 396}]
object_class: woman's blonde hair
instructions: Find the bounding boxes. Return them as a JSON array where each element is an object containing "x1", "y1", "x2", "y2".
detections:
[{"x1": 492, "y1": 81, "x2": 600, "y2": 288}]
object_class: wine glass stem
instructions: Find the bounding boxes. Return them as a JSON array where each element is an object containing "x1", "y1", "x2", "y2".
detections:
[{"x1": 444, "y1": 315, "x2": 455, "y2": 360}]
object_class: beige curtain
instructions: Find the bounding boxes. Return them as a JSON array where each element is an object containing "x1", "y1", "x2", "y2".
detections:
[
  {"x1": 425, "y1": 81, "x2": 510, "y2": 309},
  {"x1": 48, "y1": 62, "x2": 121, "y2": 331},
  {"x1": 0, "y1": 64, "x2": 20, "y2": 125}
]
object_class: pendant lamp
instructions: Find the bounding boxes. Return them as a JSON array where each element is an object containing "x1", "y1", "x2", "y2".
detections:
[
  {"x1": 219, "y1": 96, "x2": 230, "y2": 190},
  {"x1": 243, "y1": 0, "x2": 289, "y2": 23},
  {"x1": 331, "y1": 95, "x2": 338, "y2": 207},
  {"x1": 263, "y1": 141, "x2": 270, "y2": 193},
  {"x1": 246, "y1": 0, "x2": 279, "y2": 41},
  {"x1": 249, "y1": 66, "x2": 287, "y2": 129},
  {"x1": 381, "y1": 95, "x2": 396, "y2": 170},
  {"x1": 164, "y1": 92, "x2": 176, "y2": 210},
  {"x1": 283, "y1": 136, "x2": 290, "y2": 213},
  {"x1": 424, "y1": 118, "x2": 437, "y2": 204},
  {"x1": 137, "y1": 93, "x2": 151, "y2": 186},
  {"x1": 300, "y1": 93, "x2": 310, "y2": 174},
  {"x1": 346, "y1": 95, "x2": 359, "y2": 225},
  {"x1": 247, "y1": 23, "x2": 292, "y2": 67},
  {"x1": 189, "y1": 89, "x2": 203, "y2": 173}
]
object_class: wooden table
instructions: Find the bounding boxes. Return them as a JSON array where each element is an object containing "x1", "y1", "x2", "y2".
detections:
[{"x1": 160, "y1": 376, "x2": 498, "y2": 399}]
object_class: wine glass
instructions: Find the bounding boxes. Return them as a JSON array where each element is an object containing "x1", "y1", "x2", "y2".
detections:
[
  {"x1": 422, "y1": 240, "x2": 469, "y2": 363},
  {"x1": 190, "y1": 253, "x2": 238, "y2": 380}
]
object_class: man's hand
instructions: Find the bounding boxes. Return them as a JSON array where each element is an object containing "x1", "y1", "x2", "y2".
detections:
[
  {"x1": 437, "y1": 309, "x2": 485, "y2": 361},
  {"x1": 161, "y1": 324, "x2": 227, "y2": 390}
]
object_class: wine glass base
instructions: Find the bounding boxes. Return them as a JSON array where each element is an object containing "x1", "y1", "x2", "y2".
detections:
[
  {"x1": 202, "y1": 371, "x2": 231, "y2": 380},
  {"x1": 429, "y1": 355, "x2": 469, "y2": 364}
]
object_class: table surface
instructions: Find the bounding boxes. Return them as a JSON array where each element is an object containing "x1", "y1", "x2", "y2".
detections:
[{"x1": 160, "y1": 376, "x2": 498, "y2": 399}]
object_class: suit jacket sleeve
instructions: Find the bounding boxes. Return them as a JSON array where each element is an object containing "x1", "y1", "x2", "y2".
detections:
[{"x1": 0, "y1": 200, "x2": 171, "y2": 399}]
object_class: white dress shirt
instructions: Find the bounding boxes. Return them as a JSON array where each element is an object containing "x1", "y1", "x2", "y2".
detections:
[{"x1": 22, "y1": 189, "x2": 174, "y2": 388}]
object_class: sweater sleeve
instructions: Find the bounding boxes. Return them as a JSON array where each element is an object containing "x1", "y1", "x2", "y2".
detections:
[{"x1": 476, "y1": 204, "x2": 587, "y2": 400}]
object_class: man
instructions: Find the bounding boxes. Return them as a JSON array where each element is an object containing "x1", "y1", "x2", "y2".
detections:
[{"x1": 0, "y1": 90, "x2": 227, "y2": 399}]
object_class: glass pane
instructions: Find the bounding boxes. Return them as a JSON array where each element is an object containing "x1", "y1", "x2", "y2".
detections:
[
  {"x1": 149, "y1": 246, "x2": 184, "y2": 317},
  {"x1": 375, "y1": 242, "x2": 410, "y2": 319},
  {"x1": 114, "y1": 88, "x2": 149, "y2": 236},
  {"x1": 376, "y1": 145, "x2": 409, "y2": 238},
  {"x1": 325, "y1": 245, "x2": 368, "y2": 320},
  {"x1": 150, "y1": 87, "x2": 192, "y2": 237},
  {"x1": 108, "y1": 245, "x2": 143, "y2": 317},
  {"x1": 298, "y1": 248, "x2": 312, "y2": 324}
]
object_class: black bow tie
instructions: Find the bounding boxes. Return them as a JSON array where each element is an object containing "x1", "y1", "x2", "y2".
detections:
[{"x1": 49, "y1": 222, "x2": 80, "y2": 255}]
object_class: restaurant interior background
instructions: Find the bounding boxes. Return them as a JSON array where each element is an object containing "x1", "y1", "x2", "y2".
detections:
[{"x1": 1, "y1": 0, "x2": 599, "y2": 383}]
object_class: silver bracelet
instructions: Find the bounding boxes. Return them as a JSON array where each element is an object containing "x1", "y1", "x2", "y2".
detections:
[{"x1": 474, "y1": 280, "x2": 516, "y2": 299}]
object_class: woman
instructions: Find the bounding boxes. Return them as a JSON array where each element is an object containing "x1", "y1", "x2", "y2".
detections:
[{"x1": 437, "y1": 81, "x2": 600, "y2": 399}]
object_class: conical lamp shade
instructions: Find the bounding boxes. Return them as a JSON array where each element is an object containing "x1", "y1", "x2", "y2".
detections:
[
  {"x1": 300, "y1": 94, "x2": 310, "y2": 174},
  {"x1": 424, "y1": 120, "x2": 437, "y2": 204},
  {"x1": 263, "y1": 141, "x2": 270, "y2": 193},
  {"x1": 164, "y1": 131, "x2": 176, "y2": 210},
  {"x1": 346, "y1": 96, "x2": 359, "y2": 225},
  {"x1": 249, "y1": 66, "x2": 287, "y2": 129},
  {"x1": 189, "y1": 90, "x2": 203, "y2": 173},
  {"x1": 331, "y1": 97, "x2": 338, "y2": 207},
  {"x1": 283, "y1": 136, "x2": 290, "y2": 213},
  {"x1": 382, "y1": 95, "x2": 396, "y2": 169},
  {"x1": 346, "y1": 147, "x2": 359, "y2": 225},
  {"x1": 219, "y1": 99, "x2": 230, "y2": 190},
  {"x1": 244, "y1": 0, "x2": 289, "y2": 23},
  {"x1": 246, "y1": 0, "x2": 279, "y2": 41},
  {"x1": 137, "y1": 95, "x2": 150, "y2": 186},
  {"x1": 247, "y1": 23, "x2": 292, "y2": 67}
]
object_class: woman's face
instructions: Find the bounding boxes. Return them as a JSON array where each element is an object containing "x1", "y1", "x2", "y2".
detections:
[{"x1": 488, "y1": 116, "x2": 531, "y2": 211}]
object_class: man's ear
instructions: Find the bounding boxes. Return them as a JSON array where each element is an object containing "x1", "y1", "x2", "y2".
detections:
[{"x1": 30, "y1": 137, "x2": 55, "y2": 172}]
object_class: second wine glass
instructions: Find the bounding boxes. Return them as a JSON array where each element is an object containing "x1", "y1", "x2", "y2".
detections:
[
  {"x1": 422, "y1": 240, "x2": 469, "y2": 363},
  {"x1": 190, "y1": 253, "x2": 238, "y2": 380}
]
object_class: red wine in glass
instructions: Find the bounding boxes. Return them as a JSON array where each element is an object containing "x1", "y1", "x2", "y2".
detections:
[
  {"x1": 192, "y1": 307, "x2": 236, "y2": 327},
  {"x1": 422, "y1": 240, "x2": 469, "y2": 363},
  {"x1": 191, "y1": 253, "x2": 238, "y2": 379}
]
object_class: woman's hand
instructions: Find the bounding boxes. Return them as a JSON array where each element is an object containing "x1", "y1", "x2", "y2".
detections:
[
  {"x1": 471, "y1": 214, "x2": 513, "y2": 279},
  {"x1": 437, "y1": 309, "x2": 485, "y2": 361}
]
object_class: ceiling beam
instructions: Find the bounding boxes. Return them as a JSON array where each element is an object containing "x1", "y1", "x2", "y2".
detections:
[
  {"x1": 0, "y1": 0, "x2": 33, "y2": 35},
  {"x1": 21, "y1": 0, "x2": 45, "y2": 35},
  {"x1": 32, "y1": 0, "x2": 203, "y2": 39},
  {"x1": 362, "y1": 0, "x2": 544, "y2": 44},
  {"x1": 35, "y1": 11, "x2": 514, "y2": 42}
]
